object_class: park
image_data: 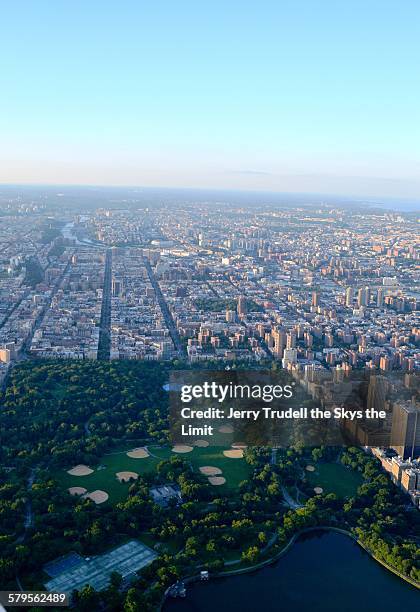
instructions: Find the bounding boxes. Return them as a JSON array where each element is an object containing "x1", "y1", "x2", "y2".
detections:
[
  {"x1": 56, "y1": 443, "x2": 252, "y2": 504},
  {"x1": 304, "y1": 461, "x2": 363, "y2": 498}
]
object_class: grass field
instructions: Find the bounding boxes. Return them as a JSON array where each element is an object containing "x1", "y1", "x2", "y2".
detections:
[
  {"x1": 54, "y1": 445, "x2": 252, "y2": 504},
  {"x1": 305, "y1": 462, "x2": 363, "y2": 498}
]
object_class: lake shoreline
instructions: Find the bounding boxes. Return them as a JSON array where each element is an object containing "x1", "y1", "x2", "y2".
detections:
[
  {"x1": 218, "y1": 526, "x2": 419, "y2": 589},
  {"x1": 162, "y1": 526, "x2": 419, "y2": 610}
]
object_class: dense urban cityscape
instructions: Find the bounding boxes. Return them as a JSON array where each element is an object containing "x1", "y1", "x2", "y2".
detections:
[
  {"x1": 1, "y1": 193, "x2": 418, "y2": 367},
  {"x1": 0, "y1": 187, "x2": 418, "y2": 609},
  {"x1": 1, "y1": 0, "x2": 419, "y2": 608}
]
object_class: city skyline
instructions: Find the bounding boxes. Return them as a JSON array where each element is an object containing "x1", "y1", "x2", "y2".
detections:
[{"x1": 1, "y1": 1, "x2": 420, "y2": 199}]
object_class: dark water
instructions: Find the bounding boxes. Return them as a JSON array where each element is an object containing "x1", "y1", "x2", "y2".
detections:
[{"x1": 164, "y1": 531, "x2": 419, "y2": 612}]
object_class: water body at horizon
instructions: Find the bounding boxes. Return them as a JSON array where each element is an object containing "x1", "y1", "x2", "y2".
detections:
[{"x1": 164, "y1": 531, "x2": 419, "y2": 612}]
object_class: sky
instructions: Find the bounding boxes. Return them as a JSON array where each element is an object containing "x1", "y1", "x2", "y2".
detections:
[{"x1": 1, "y1": 0, "x2": 420, "y2": 200}]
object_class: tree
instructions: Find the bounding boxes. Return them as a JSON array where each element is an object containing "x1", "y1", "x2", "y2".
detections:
[
  {"x1": 74, "y1": 585, "x2": 99, "y2": 611},
  {"x1": 110, "y1": 570, "x2": 123, "y2": 589},
  {"x1": 124, "y1": 587, "x2": 146, "y2": 612},
  {"x1": 241, "y1": 546, "x2": 260, "y2": 564},
  {"x1": 185, "y1": 536, "x2": 199, "y2": 558}
]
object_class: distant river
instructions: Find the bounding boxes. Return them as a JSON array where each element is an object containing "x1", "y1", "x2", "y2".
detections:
[
  {"x1": 61, "y1": 220, "x2": 93, "y2": 245},
  {"x1": 164, "y1": 531, "x2": 419, "y2": 612}
]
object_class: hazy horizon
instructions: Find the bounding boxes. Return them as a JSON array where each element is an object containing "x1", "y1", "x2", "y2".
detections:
[{"x1": 0, "y1": 182, "x2": 418, "y2": 212}]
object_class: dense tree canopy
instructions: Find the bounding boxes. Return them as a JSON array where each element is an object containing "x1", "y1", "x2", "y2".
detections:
[{"x1": 0, "y1": 362, "x2": 418, "y2": 611}]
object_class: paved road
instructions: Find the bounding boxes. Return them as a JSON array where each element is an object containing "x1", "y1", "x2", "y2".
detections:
[
  {"x1": 143, "y1": 257, "x2": 186, "y2": 357},
  {"x1": 0, "y1": 251, "x2": 74, "y2": 391},
  {"x1": 97, "y1": 249, "x2": 112, "y2": 360},
  {"x1": 21, "y1": 251, "x2": 75, "y2": 355}
]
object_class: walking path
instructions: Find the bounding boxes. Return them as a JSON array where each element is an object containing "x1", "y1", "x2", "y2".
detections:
[{"x1": 281, "y1": 485, "x2": 303, "y2": 509}]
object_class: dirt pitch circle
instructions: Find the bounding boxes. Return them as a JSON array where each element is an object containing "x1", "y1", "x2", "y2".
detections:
[
  {"x1": 84, "y1": 490, "x2": 109, "y2": 504},
  {"x1": 172, "y1": 445, "x2": 194, "y2": 453},
  {"x1": 68, "y1": 487, "x2": 87, "y2": 496},
  {"x1": 194, "y1": 440, "x2": 210, "y2": 447},
  {"x1": 67, "y1": 464, "x2": 94, "y2": 476},
  {"x1": 116, "y1": 471, "x2": 139, "y2": 483},
  {"x1": 126, "y1": 448, "x2": 149, "y2": 459},
  {"x1": 199, "y1": 466, "x2": 223, "y2": 476},
  {"x1": 314, "y1": 487, "x2": 324, "y2": 494},
  {"x1": 223, "y1": 449, "x2": 244, "y2": 459},
  {"x1": 218, "y1": 425, "x2": 234, "y2": 434},
  {"x1": 208, "y1": 476, "x2": 226, "y2": 486}
]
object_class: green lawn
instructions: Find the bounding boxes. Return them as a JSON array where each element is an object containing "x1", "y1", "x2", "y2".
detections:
[
  {"x1": 189, "y1": 446, "x2": 252, "y2": 490},
  {"x1": 54, "y1": 444, "x2": 251, "y2": 504},
  {"x1": 304, "y1": 462, "x2": 363, "y2": 498},
  {"x1": 54, "y1": 451, "x2": 161, "y2": 504},
  {"x1": 144, "y1": 445, "x2": 252, "y2": 491}
]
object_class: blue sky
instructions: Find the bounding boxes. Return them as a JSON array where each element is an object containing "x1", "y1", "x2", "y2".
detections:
[{"x1": 1, "y1": 0, "x2": 419, "y2": 198}]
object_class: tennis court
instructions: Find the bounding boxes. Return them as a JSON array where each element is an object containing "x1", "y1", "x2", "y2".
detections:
[{"x1": 45, "y1": 540, "x2": 157, "y2": 593}]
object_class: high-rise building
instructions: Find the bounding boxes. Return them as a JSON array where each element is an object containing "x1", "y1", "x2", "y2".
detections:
[
  {"x1": 282, "y1": 348, "x2": 297, "y2": 368},
  {"x1": 390, "y1": 456, "x2": 411, "y2": 485},
  {"x1": 237, "y1": 296, "x2": 247, "y2": 316},
  {"x1": 3, "y1": 342, "x2": 16, "y2": 359},
  {"x1": 324, "y1": 333, "x2": 334, "y2": 347},
  {"x1": 158, "y1": 340, "x2": 173, "y2": 359},
  {"x1": 272, "y1": 328, "x2": 286, "y2": 359},
  {"x1": 111, "y1": 277, "x2": 122, "y2": 297},
  {"x1": 401, "y1": 468, "x2": 418, "y2": 493},
  {"x1": 390, "y1": 402, "x2": 420, "y2": 460},
  {"x1": 311, "y1": 291, "x2": 319, "y2": 307},
  {"x1": 226, "y1": 309, "x2": 236, "y2": 323},
  {"x1": 345, "y1": 287, "x2": 354, "y2": 307},
  {"x1": 304, "y1": 332, "x2": 313, "y2": 348},
  {"x1": 367, "y1": 374, "x2": 389, "y2": 413},
  {"x1": 286, "y1": 331, "x2": 296, "y2": 349},
  {"x1": 0, "y1": 348, "x2": 11, "y2": 364},
  {"x1": 357, "y1": 286, "x2": 370, "y2": 307},
  {"x1": 379, "y1": 355, "x2": 391, "y2": 371}
]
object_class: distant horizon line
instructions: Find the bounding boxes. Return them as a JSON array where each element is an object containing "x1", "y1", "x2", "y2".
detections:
[{"x1": 0, "y1": 181, "x2": 419, "y2": 206}]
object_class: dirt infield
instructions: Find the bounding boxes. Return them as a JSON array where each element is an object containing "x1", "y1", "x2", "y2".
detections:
[
  {"x1": 116, "y1": 471, "x2": 139, "y2": 483},
  {"x1": 314, "y1": 486, "x2": 324, "y2": 494},
  {"x1": 223, "y1": 449, "x2": 244, "y2": 459},
  {"x1": 208, "y1": 476, "x2": 226, "y2": 486},
  {"x1": 126, "y1": 447, "x2": 149, "y2": 459},
  {"x1": 193, "y1": 440, "x2": 210, "y2": 447},
  {"x1": 67, "y1": 464, "x2": 94, "y2": 476},
  {"x1": 172, "y1": 445, "x2": 194, "y2": 453},
  {"x1": 218, "y1": 425, "x2": 234, "y2": 434},
  {"x1": 68, "y1": 487, "x2": 87, "y2": 496},
  {"x1": 306, "y1": 465, "x2": 316, "y2": 472},
  {"x1": 199, "y1": 466, "x2": 223, "y2": 476},
  {"x1": 84, "y1": 490, "x2": 109, "y2": 504}
]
